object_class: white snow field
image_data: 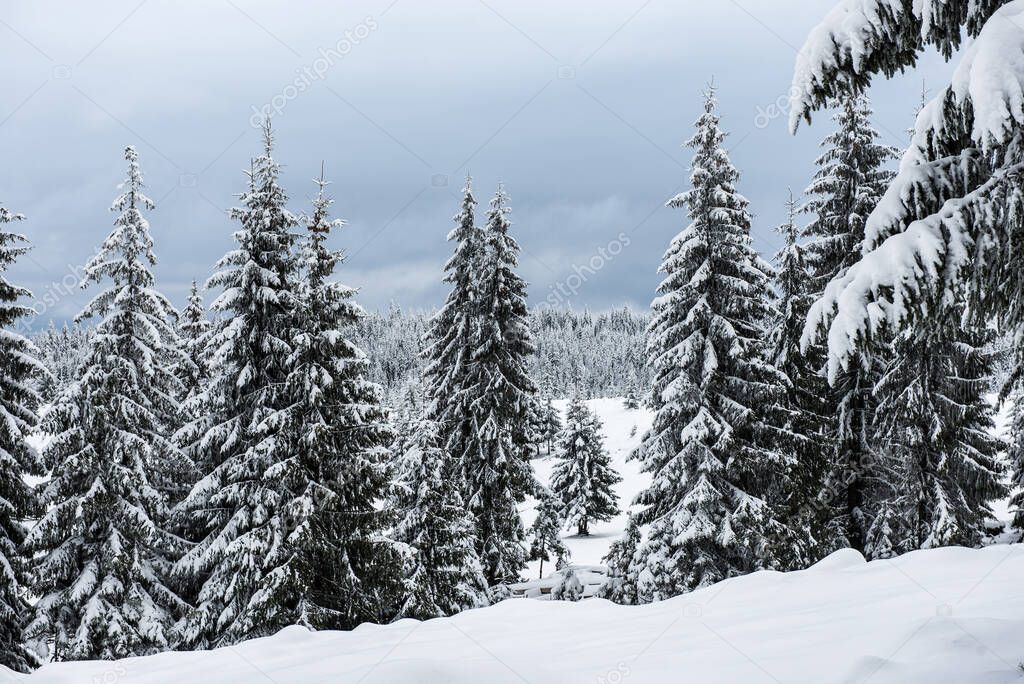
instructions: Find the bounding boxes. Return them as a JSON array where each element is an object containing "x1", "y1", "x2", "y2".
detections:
[{"x1": 19, "y1": 545, "x2": 1024, "y2": 683}]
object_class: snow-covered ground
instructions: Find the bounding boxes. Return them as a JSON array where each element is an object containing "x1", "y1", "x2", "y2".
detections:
[
  {"x1": 524, "y1": 397, "x2": 652, "y2": 579},
  {"x1": 14, "y1": 398, "x2": 1023, "y2": 682},
  {"x1": 21, "y1": 544, "x2": 1024, "y2": 683}
]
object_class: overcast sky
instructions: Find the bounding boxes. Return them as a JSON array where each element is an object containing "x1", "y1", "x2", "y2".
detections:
[{"x1": 0, "y1": 0, "x2": 957, "y2": 328}]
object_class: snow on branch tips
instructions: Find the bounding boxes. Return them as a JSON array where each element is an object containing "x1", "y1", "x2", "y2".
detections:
[
  {"x1": 797, "y1": 1, "x2": 1024, "y2": 378},
  {"x1": 788, "y1": 0, "x2": 1013, "y2": 131}
]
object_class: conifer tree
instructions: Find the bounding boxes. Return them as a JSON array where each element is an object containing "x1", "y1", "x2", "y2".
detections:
[
  {"x1": 551, "y1": 567, "x2": 584, "y2": 602},
  {"x1": 599, "y1": 514, "x2": 641, "y2": 605},
  {"x1": 541, "y1": 397, "x2": 562, "y2": 454},
  {"x1": 270, "y1": 168, "x2": 403, "y2": 631},
  {"x1": 460, "y1": 184, "x2": 539, "y2": 585},
  {"x1": 623, "y1": 388, "x2": 640, "y2": 410},
  {"x1": 872, "y1": 317, "x2": 1007, "y2": 551},
  {"x1": 0, "y1": 204, "x2": 45, "y2": 672},
  {"x1": 550, "y1": 395, "x2": 621, "y2": 536},
  {"x1": 422, "y1": 177, "x2": 482, "y2": 465},
  {"x1": 768, "y1": 192, "x2": 830, "y2": 561},
  {"x1": 26, "y1": 147, "x2": 187, "y2": 661},
  {"x1": 174, "y1": 125, "x2": 304, "y2": 648},
  {"x1": 1006, "y1": 396, "x2": 1024, "y2": 536},
  {"x1": 178, "y1": 280, "x2": 210, "y2": 403},
  {"x1": 801, "y1": 93, "x2": 897, "y2": 553},
  {"x1": 395, "y1": 418, "x2": 488, "y2": 619},
  {"x1": 630, "y1": 88, "x2": 793, "y2": 599},
  {"x1": 528, "y1": 490, "x2": 570, "y2": 579}
]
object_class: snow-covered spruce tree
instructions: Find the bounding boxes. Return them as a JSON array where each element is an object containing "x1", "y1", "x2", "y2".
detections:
[
  {"x1": 630, "y1": 88, "x2": 794, "y2": 600},
  {"x1": 550, "y1": 395, "x2": 621, "y2": 536},
  {"x1": 599, "y1": 514, "x2": 641, "y2": 605},
  {"x1": 174, "y1": 125, "x2": 305, "y2": 648},
  {"x1": 767, "y1": 192, "x2": 831, "y2": 561},
  {"x1": 623, "y1": 388, "x2": 640, "y2": 410},
  {"x1": 541, "y1": 396, "x2": 562, "y2": 454},
  {"x1": 872, "y1": 316, "x2": 1007, "y2": 551},
  {"x1": 460, "y1": 184, "x2": 540, "y2": 585},
  {"x1": 26, "y1": 147, "x2": 187, "y2": 661},
  {"x1": 395, "y1": 417, "x2": 488, "y2": 619},
  {"x1": 1007, "y1": 395, "x2": 1024, "y2": 535},
  {"x1": 800, "y1": 92, "x2": 897, "y2": 554},
  {"x1": 528, "y1": 489, "x2": 570, "y2": 579},
  {"x1": 0, "y1": 204, "x2": 45, "y2": 672},
  {"x1": 422, "y1": 177, "x2": 482, "y2": 467},
  {"x1": 551, "y1": 567, "x2": 583, "y2": 602},
  {"x1": 264, "y1": 169, "x2": 403, "y2": 631},
  {"x1": 178, "y1": 280, "x2": 210, "y2": 404}
]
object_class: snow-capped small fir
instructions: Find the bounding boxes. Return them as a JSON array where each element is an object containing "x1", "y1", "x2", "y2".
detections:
[
  {"x1": 528, "y1": 489, "x2": 570, "y2": 579},
  {"x1": 26, "y1": 147, "x2": 187, "y2": 661},
  {"x1": 395, "y1": 417, "x2": 488, "y2": 620},
  {"x1": 599, "y1": 514, "x2": 641, "y2": 605},
  {"x1": 1007, "y1": 393, "x2": 1024, "y2": 535},
  {"x1": 177, "y1": 280, "x2": 210, "y2": 404},
  {"x1": 623, "y1": 389, "x2": 640, "y2": 410},
  {"x1": 630, "y1": 87, "x2": 793, "y2": 599},
  {"x1": 0, "y1": 204, "x2": 45, "y2": 672},
  {"x1": 551, "y1": 567, "x2": 584, "y2": 602},
  {"x1": 537, "y1": 375, "x2": 562, "y2": 454},
  {"x1": 549, "y1": 395, "x2": 621, "y2": 536}
]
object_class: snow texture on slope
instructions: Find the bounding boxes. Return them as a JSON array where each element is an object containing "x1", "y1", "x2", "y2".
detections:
[{"x1": 15, "y1": 544, "x2": 1024, "y2": 683}]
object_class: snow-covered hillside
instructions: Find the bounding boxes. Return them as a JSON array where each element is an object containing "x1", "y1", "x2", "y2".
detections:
[{"x1": 21, "y1": 545, "x2": 1024, "y2": 683}]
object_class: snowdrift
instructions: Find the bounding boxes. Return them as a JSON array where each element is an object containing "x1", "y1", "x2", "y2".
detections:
[{"x1": 18, "y1": 545, "x2": 1024, "y2": 683}]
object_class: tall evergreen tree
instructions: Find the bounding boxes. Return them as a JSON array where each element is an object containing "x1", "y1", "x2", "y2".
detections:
[
  {"x1": 0, "y1": 204, "x2": 45, "y2": 672},
  {"x1": 768, "y1": 192, "x2": 830, "y2": 561},
  {"x1": 26, "y1": 147, "x2": 187, "y2": 661},
  {"x1": 271, "y1": 168, "x2": 402, "y2": 630},
  {"x1": 801, "y1": 92, "x2": 897, "y2": 554},
  {"x1": 549, "y1": 395, "x2": 621, "y2": 536},
  {"x1": 460, "y1": 185, "x2": 539, "y2": 585},
  {"x1": 422, "y1": 177, "x2": 482, "y2": 465},
  {"x1": 630, "y1": 88, "x2": 792, "y2": 600},
  {"x1": 395, "y1": 417, "x2": 488, "y2": 619},
  {"x1": 174, "y1": 125, "x2": 304, "y2": 648},
  {"x1": 872, "y1": 317, "x2": 1007, "y2": 551}
]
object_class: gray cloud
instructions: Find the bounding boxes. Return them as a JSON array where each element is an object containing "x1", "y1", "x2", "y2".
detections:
[{"x1": 0, "y1": 0, "x2": 957, "y2": 326}]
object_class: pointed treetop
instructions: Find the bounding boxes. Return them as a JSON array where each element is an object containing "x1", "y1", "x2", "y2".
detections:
[
  {"x1": 261, "y1": 119, "x2": 274, "y2": 158},
  {"x1": 114, "y1": 145, "x2": 154, "y2": 213}
]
